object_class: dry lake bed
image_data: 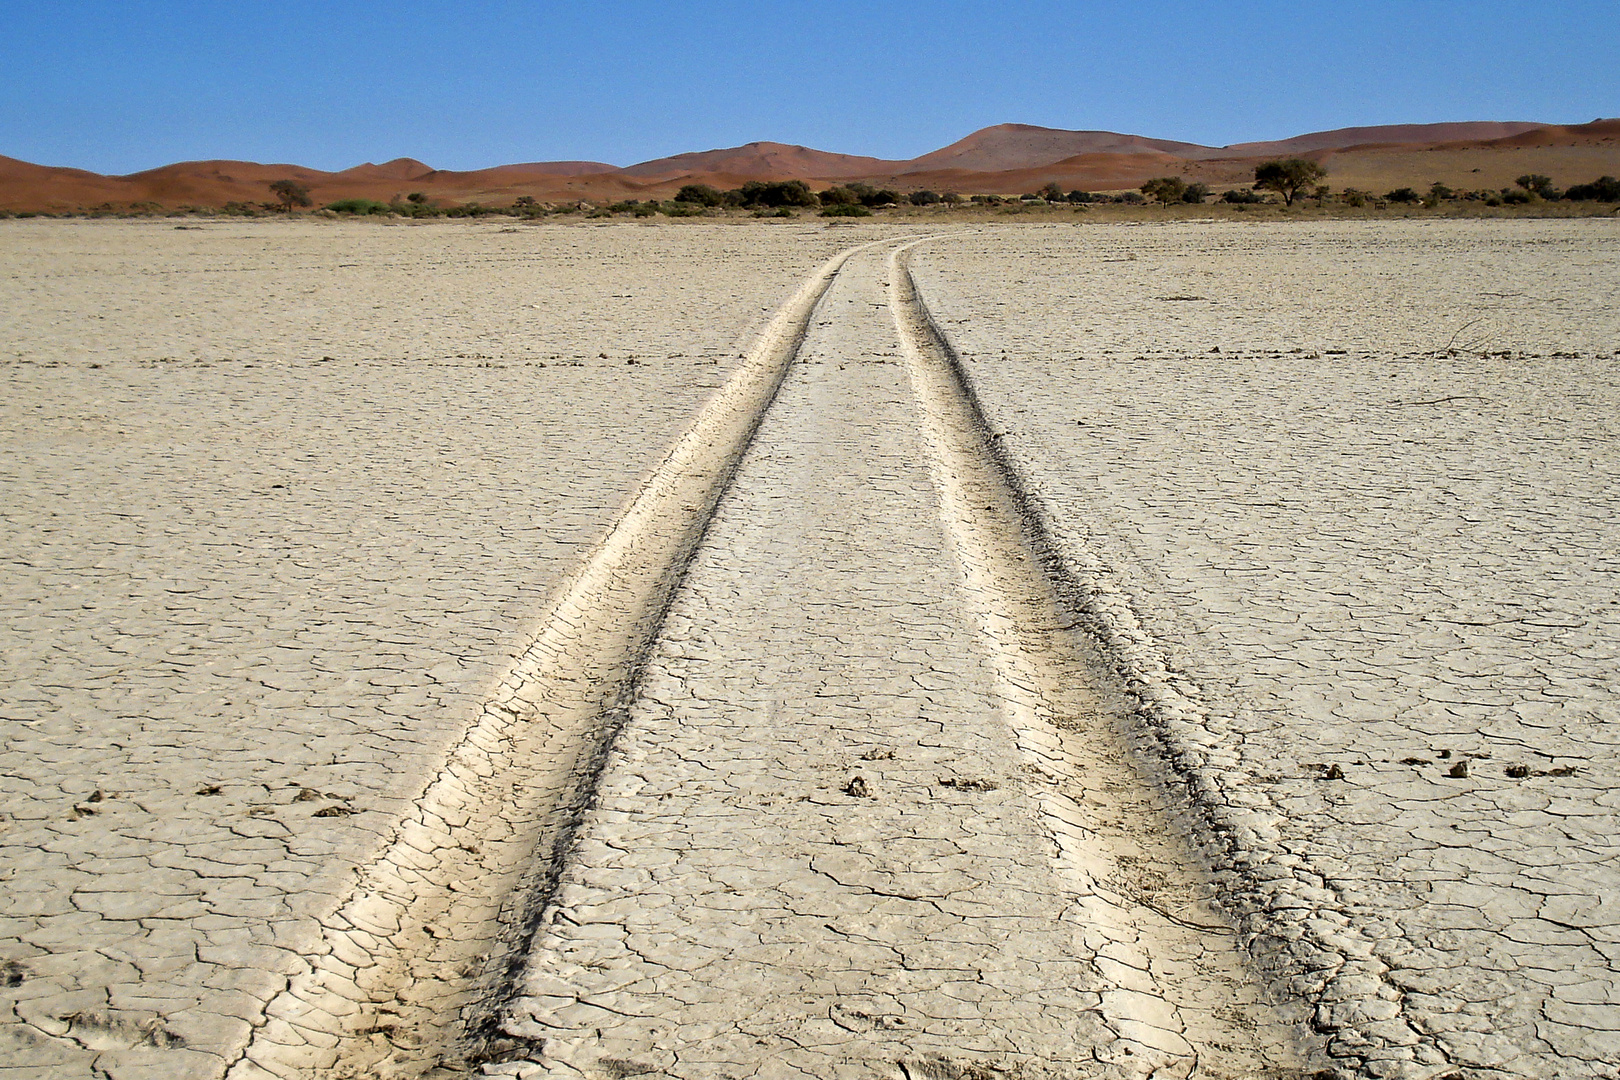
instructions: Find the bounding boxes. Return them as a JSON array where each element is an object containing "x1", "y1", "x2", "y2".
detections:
[{"x1": 1, "y1": 217, "x2": 1616, "y2": 1080}]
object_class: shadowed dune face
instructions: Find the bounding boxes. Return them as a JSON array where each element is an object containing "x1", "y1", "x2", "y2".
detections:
[{"x1": 2, "y1": 119, "x2": 1617, "y2": 210}]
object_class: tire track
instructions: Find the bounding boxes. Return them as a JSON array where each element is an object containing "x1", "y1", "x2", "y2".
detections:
[
  {"x1": 889, "y1": 242, "x2": 1322, "y2": 1078},
  {"x1": 224, "y1": 240, "x2": 889, "y2": 1080}
]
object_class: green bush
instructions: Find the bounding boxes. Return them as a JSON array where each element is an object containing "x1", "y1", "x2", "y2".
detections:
[
  {"x1": 1116, "y1": 191, "x2": 1145, "y2": 204},
  {"x1": 325, "y1": 198, "x2": 390, "y2": 215},
  {"x1": 1066, "y1": 190, "x2": 1097, "y2": 203},
  {"x1": 1501, "y1": 189, "x2": 1533, "y2": 205},
  {"x1": 818, "y1": 186, "x2": 859, "y2": 206},
  {"x1": 1565, "y1": 176, "x2": 1620, "y2": 201},
  {"x1": 837, "y1": 182, "x2": 898, "y2": 207},
  {"x1": 1221, "y1": 188, "x2": 1266, "y2": 204},
  {"x1": 819, "y1": 203, "x2": 871, "y2": 217},
  {"x1": 1385, "y1": 188, "x2": 1420, "y2": 204},
  {"x1": 673, "y1": 184, "x2": 724, "y2": 206},
  {"x1": 1182, "y1": 182, "x2": 1210, "y2": 204},
  {"x1": 909, "y1": 190, "x2": 941, "y2": 205},
  {"x1": 737, "y1": 180, "x2": 817, "y2": 207},
  {"x1": 753, "y1": 207, "x2": 795, "y2": 218}
]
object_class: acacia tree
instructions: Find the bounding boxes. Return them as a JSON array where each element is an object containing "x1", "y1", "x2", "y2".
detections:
[
  {"x1": 267, "y1": 179, "x2": 312, "y2": 212},
  {"x1": 1253, "y1": 159, "x2": 1327, "y2": 206},
  {"x1": 1140, "y1": 176, "x2": 1188, "y2": 206},
  {"x1": 1515, "y1": 173, "x2": 1555, "y2": 198}
]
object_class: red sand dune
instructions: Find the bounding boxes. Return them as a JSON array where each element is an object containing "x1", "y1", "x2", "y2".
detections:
[
  {"x1": 906, "y1": 124, "x2": 1215, "y2": 172},
  {"x1": 1217, "y1": 121, "x2": 1547, "y2": 159},
  {"x1": 620, "y1": 141, "x2": 906, "y2": 181},
  {"x1": 3, "y1": 120, "x2": 1617, "y2": 211}
]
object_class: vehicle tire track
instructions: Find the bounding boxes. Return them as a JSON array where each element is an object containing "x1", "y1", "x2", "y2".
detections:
[
  {"x1": 224, "y1": 240, "x2": 890, "y2": 1080},
  {"x1": 889, "y1": 241, "x2": 1322, "y2": 1078}
]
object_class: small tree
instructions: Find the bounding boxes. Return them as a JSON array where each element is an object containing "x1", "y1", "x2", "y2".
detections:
[
  {"x1": 1038, "y1": 182, "x2": 1065, "y2": 202},
  {"x1": 267, "y1": 179, "x2": 312, "y2": 213},
  {"x1": 1515, "y1": 174, "x2": 1555, "y2": 198},
  {"x1": 1182, "y1": 182, "x2": 1211, "y2": 204},
  {"x1": 1141, "y1": 177, "x2": 1188, "y2": 206},
  {"x1": 1253, "y1": 158, "x2": 1326, "y2": 206}
]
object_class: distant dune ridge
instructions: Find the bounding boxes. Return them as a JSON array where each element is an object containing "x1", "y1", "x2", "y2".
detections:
[{"x1": 3, "y1": 119, "x2": 1617, "y2": 211}]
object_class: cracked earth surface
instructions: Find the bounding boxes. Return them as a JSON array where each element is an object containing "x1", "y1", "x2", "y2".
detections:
[
  {"x1": 3, "y1": 218, "x2": 1617, "y2": 1080},
  {"x1": 0, "y1": 219, "x2": 891, "y2": 1078},
  {"x1": 909, "y1": 220, "x2": 1620, "y2": 1079},
  {"x1": 499, "y1": 241, "x2": 1311, "y2": 1078}
]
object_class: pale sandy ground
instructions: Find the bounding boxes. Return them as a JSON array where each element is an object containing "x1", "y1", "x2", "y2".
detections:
[
  {"x1": 0, "y1": 218, "x2": 901, "y2": 1078},
  {"x1": 2, "y1": 217, "x2": 1618, "y2": 1080},
  {"x1": 911, "y1": 219, "x2": 1620, "y2": 1079}
]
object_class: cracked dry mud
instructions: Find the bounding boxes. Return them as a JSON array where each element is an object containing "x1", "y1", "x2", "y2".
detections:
[
  {"x1": 4, "y1": 219, "x2": 1619, "y2": 1080},
  {"x1": 499, "y1": 241, "x2": 1312, "y2": 1078}
]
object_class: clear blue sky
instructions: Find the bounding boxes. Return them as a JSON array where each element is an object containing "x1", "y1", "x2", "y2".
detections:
[{"x1": 3, "y1": 0, "x2": 1615, "y2": 174}]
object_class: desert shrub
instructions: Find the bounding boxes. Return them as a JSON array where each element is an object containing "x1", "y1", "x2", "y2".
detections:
[
  {"x1": 818, "y1": 186, "x2": 859, "y2": 206},
  {"x1": 1182, "y1": 182, "x2": 1211, "y2": 204},
  {"x1": 1253, "y1": 158, "x2": 1327, "y2": 206},
  {"x1": 909, "y1": 190, "x2": 941, "y2": 205},
  {"x1": 1038, "y1": 182, "x2": 1065, "y2": 202},
  {"x1": 662, "y1": 202, "x2": 706, "y2": 217},
  {"x1": 1428, "y1": 182, "x2": 1455, "y2": 201},
  {"x1": 1385, "y1": 187, "x2": 1420, "y2": 204},
  {"x1": 820, "y1": 203, "x2": 871, "y2": 217},
  {"x1": 836, "y1": 182, "x2": 898, "y2": 207},
  {"x1": 736, "y1": 180, "x2": 817, "y2": 207},
  {"x1": 1484, "y1": 195, "x2": 1504, "y2": 207},
  {"x1": 1221, "y1": 188, "x2": 1265, "y2": 204},
  {"x1": 1564, "y1": 176, "x2": 1620, "y2": 201},
  {"x1": 325, "y1": 198, "x2": 390, "y2": 215},
  {"x1": 606, "y1": 200, "x2": 642, "y2": 214},
  {"x1": 1340, "y1": 188, "x2": 1369, "y2": 207},
  {"x1": 633, "y1": 202, "x2": 657, "y2": 217},
  {"x1": 970, "y1": 194, "x2": 1004, "y2": 204},
  {"x1": 222, "y1": 201, "x2": 264, "y2": 216},
  {"x1": 1501, "y1": 189, "x2": 1533, "y2": 205},
  {"x1": 1066, "y1": 190, "x2": 1096, "y2": 203},
  {"x1": 941, "y1": 192, "x2": 964, "y2": 205},
  {"x1": 443, "y1": 202, "x2": 505, "y2": 217},
  {"x1": 673, "y1": 184, "x2": 724, "y2": 206},
  {"x1": 1116, "y1": 191, "x2": 1145, "y2": 204},
  {"x1": 752, "y1": 207, "x2": 794, "y2": 218}
]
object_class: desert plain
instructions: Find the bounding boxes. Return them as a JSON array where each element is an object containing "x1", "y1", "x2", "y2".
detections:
[{"x1": 1, "y1": 215, "x2": 1617, "y2": 1080}]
